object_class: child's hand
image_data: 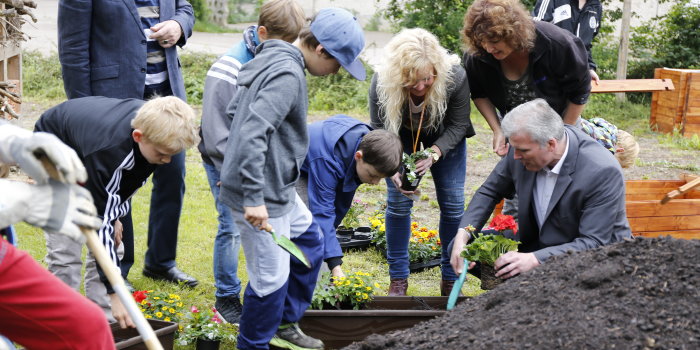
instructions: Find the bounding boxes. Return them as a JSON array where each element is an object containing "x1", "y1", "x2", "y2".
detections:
[{"x1": 244, "y1": 205, "x2": 269, "y2": 229}]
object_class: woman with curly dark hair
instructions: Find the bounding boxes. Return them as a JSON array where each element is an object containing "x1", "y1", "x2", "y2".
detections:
[{"x1": 462, "y1": 0, "x2": 591, "y2": 157}]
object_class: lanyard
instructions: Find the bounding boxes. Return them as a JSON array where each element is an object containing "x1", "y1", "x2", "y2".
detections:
[{"x1": 410, "y1": 101, "x2": 427, "y2": 154}]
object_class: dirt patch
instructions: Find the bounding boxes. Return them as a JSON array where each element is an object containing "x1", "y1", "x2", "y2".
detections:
[{"x1": 344, "y1": 237, "x2": 700, "y2": 349}]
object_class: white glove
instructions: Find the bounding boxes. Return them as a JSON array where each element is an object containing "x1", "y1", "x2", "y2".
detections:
[
  {"x1": 0, "y1": 179, "x2": 102, "y2": 243},
  {"x1": 0, "y1": 124, "x2": 87, "y2": 184}
]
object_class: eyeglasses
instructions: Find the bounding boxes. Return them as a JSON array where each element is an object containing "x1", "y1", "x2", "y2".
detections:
[{"x1": 408, "y1": 74, "x2": 435, "y2": 89}]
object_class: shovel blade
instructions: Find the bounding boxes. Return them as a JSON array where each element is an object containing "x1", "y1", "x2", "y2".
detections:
[{"x1": 270, "y1": 231, "x2": 311, "y2": 268}]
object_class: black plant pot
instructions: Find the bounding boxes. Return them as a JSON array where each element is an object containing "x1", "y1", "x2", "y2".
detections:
[
  {"x1": 336, "y1": 226, "x2": 354, "y2": 243},
  {"x1": 196, "y1": 338, "x2": 221, "y2": 350},
  {"x1": 400, "y1": 168, "x2": 423, "y2": 192},
  {"x1": 353, "y1": 226, "x2": 372, "y2": 240}
]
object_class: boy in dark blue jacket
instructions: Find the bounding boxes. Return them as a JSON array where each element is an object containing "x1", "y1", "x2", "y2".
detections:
[{"x1": 298, "y1": 115, "x2": 402, "y2": 278}]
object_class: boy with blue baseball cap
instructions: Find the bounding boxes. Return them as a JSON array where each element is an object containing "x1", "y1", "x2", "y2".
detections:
[{"x1": 219, "y1": 7, "x2": 365, "y2": 350}]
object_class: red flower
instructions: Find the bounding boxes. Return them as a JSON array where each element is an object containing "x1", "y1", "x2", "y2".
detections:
[
  {"x1": 488, "y1": 214, "x2": 518, "y2": 234},
  {"x1": 132, "y1": 290, "x2": 148, "y2": 303}
]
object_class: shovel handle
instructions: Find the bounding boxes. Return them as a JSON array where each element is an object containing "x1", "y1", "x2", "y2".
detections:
[{"x1": 83, "y1": 227, "x2": 164, "y2": 350}]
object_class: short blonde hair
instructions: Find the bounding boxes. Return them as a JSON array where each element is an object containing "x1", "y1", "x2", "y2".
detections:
[
  {"x1": 615, "y1": 130, "x2": 639, "y2": 168},
  {"x1": 131, "y1": 96, "x2": 199, "y2": 152},
  {"x1": 376, "y1": 28, "x2": 460, "y2": 135},
  {"x1": 259, "y1": 0, "x2": 306, "y2": 42},
  {"x1": 462, "y1": 0, "x2": 536, "y2": 56}
]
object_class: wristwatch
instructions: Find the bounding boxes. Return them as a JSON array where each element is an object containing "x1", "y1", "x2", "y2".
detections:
[{"x1": 431, "y1": 152, "x2": 440, "y2": 163}]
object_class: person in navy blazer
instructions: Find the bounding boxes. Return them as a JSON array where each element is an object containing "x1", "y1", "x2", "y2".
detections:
[
  {"x1": 450, "y1": 99, "x2": 631, "y2": 280},
  {"x1": 55, "y1": 0, "x2": 198, "y2": 321},
  {"x1": 58, "y1": 0, "x2": 194, "y2": 100}
]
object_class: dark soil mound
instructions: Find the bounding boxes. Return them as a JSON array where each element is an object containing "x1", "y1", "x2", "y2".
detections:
[{"x1": 344, "y1": 237, "x2": 700, "y2": 350}]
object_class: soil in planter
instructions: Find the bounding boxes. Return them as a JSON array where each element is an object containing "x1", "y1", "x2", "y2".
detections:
[
  {"x1": 343, "y1": 237, "x2": 700, "y2": 350},
  {"x1": 479, "y1": 263, "x2": 501, "y2": 290}
]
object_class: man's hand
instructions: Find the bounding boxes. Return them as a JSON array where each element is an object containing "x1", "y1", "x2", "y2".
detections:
[
  {"x1": 150, "y1": 20, "x2": 183, "y2": 48},
  {"x1": 9, "y1": 131, "x2": 87, "y2": 185},
  {"x1": 450, "y1": 228, "x2": 475, "y2": 274},
  {"x1": 244, "y1": 205, "x2": 268, "y2": 230},
  {"x1": 0, "y1": 180, "x2": 101, "y2": 242},
  {"x1": 109, "y1": 294, "x2": 135, "y2": 329},
  {"x1": 494, "y1": 251, "x2": 540, "y2": 279}
]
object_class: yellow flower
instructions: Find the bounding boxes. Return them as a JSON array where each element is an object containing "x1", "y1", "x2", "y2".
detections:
[
  {"x1": 153, "y1": 297, "x2": 160, "y2": 300},
  {"x1": 366, "y1": 286, "x2": 372, "y2": 291},
  {"x1": 355, "y1": 292, "x2": 361, "y2": 296},
  {"x1": 156, "y1": 312, "x2": 163, "y2": 318},
  {"x1": 145, "y1": 314, "x2": 152, "y2": 319},
  {"x1": 141, "y1": 300, "x2": 147, "y2": 305},
  {"x1": 169, "y1": 308, "x2": 175, "y2": 313},
  {"x1": 362, "y1": 293, "x2": 368, "y2": 299},
  {"x1": 161, "y1": 306, "x2": 168, "y2": 311},
  {"x1": 164, "y1": 317, "x2": 171, "y2": 322},
  {"x1": 374, "y1": 282, "x2": 381, "y2": 288},
  {"x1": 176, "y1": 302, "x2": 183, "y2": 307}
]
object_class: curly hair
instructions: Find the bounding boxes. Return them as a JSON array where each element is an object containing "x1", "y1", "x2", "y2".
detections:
[
  {"x1": 375, "y1": 28, "x2": 460, "y2": 135},
  {"x1": 462, "y1": 0, "x2": 536, "y2": 56}
]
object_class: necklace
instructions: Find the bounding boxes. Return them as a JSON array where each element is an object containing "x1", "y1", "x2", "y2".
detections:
[{"x1": 409, "y1": 98, "x2": 427, "y2": 153}]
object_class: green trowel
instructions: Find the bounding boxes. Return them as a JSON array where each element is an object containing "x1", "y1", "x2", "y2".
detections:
[{"x1": 263, "y1": 223, "x2": 311, "y2": 268}]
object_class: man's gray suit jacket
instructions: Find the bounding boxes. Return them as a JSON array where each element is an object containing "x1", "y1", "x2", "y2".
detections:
[{"x1": 460, "y1": 125, "x2": 632, "y2": 263}]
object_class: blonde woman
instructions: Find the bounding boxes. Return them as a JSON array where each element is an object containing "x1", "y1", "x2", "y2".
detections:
[{"x1": 369, "y1": 28, "x2": 475, "y2": 296}]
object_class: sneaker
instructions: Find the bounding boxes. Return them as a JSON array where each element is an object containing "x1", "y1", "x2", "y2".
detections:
[
  {"x1": 269, "y1": 323, "x2": 324, "y2": 350},
  {"x1": 214, "y1": 295, "x2": 243, "y2": 325}
]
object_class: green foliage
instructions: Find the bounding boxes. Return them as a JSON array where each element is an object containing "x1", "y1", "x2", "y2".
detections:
[
  {"x1": 228, "y1": 0, "x2": 261, "y2": 24},
  {"x1": 402, "y1": 148, "x2": 435, "y2": 182},
  {"x1": 341, "y1": 199, "x2": 369, "y2": 229},
  {"x1": 178, "y1": 306, "x2": 237, "y2": 344},
  {"x1": 382, "y1": 0, "x2": 471, "y2": 54},
  {"x1": 306, "y1": 63, "x2": 373, "y2": 114},
  {"x1": 658, "y1": 131, "x2": 700, "y2": 151},
  {"x1": 311, "y1": 271, "x2": 379, "y2": 310},
  {"x1": 629, "y1": 0, "x2": 700, "y2": 79},
  {"x1": 179, "y1": 52, "x2": 218, "y2": 105},
  {"x1": 189, "y1": 0, "x2": 210, "y2": 22},
  {"x1": 22, "y1": 51, "x2": 66, "y2": 102},
  {"x1": 461, "y1": 232, "x2": 520, "y2": 266}
]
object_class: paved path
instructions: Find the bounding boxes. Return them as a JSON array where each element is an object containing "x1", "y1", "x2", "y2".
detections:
[{"x1": 25, "y1": 0, "x2": 391, "y2": 67}]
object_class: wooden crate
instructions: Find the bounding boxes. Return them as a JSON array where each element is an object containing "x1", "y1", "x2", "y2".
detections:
[
  {"x1": 625, "y1": 178, "x2": 700, "y2": 239},
  {"x1": 650, "y1": 68, "x2": 700, "y2": 137},
  {"x1": 0, "y1": 2, "x2": 23, "y2": 120}
]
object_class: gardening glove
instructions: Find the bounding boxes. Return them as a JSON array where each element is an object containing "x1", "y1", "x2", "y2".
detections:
[
  {"x1": 0, "y1": 179, "x2": 101, "y2": 243},
  {"x1": 0, "y1": 123, "x2": 87, "y2": 184}
]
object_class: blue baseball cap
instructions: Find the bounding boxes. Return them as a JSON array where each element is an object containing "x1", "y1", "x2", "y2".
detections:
[{"x1": 310, "y1": 8, "x2": 366, "y2": 81}]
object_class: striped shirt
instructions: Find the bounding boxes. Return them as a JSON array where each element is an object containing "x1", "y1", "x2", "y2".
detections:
[{"x1": 135, "y1": 0, "x2": 169, "y2": 92}]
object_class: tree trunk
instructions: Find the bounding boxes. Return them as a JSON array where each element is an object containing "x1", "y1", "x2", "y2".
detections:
[
  {"x1": 615, "y1": 0, "x2": 632, "y2": 102},
  {"x1": 207, "y1": 0, "x2": 228, "y2": 26}
]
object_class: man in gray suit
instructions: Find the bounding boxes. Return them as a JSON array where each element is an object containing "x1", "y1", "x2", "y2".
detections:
[{"x1": 450, "y1": 99, "x2": 631, "y2": 279}]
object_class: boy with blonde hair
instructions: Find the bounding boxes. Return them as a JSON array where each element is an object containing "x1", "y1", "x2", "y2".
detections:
[
  {"x1": 220, "y1": 7, "x2": 366, "y2": 350},
  {"x1": 199, "y1": 0, "x2": 305, "y2": 325},
  {"x1": 35, "y1": 95, "x2": 199, "y2": 329}
]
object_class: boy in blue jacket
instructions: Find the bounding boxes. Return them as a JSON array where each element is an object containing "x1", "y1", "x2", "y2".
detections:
[
  {"x1": 219, "y1": 8, "x2": 366, "y2": 350},
  {"x1": 298, "y1": 115, "x2": 402, "y2": 278}
]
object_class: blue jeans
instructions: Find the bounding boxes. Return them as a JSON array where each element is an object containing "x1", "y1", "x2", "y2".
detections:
[
  {"x1": 385, "y1": 139, "x2": 466, "y2": 281},
  {"x1": 204, "y1": 162, "x2": 242, "y2": 297}
]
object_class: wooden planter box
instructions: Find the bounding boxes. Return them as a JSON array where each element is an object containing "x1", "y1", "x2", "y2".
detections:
[
  {"x1": 299, "y1": 296, "x2": 467, "y2": 349},
  {"x1": 112, "y1": 319, "x2": 178, "y2": 350},
  {"x1": 651, "y1": 68, "x2": 700, "y2": 137},
  {"x1": 625, "y1": 176, "x2": 700, "y2": 239}
]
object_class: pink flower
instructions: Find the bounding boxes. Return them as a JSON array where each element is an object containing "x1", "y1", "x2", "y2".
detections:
[{"x1": 190, "y1": 305, "x2": 199, "y2": 313}]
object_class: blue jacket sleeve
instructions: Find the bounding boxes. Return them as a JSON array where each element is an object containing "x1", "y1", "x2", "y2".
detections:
[
  {"x1": 58, "y1": 0, "x2": 93, "y2": 98},
  {"x1": 306, "y1": 158, "x2": 345, "y2": 259},
  {"x1": 172, "y1": 0, "x2": 194, "y2": 46}
]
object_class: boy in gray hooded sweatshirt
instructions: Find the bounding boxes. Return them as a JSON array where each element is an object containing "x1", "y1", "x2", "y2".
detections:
[{"x1": 219, "y1": 7, "x2": 366, "y2": 350}]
